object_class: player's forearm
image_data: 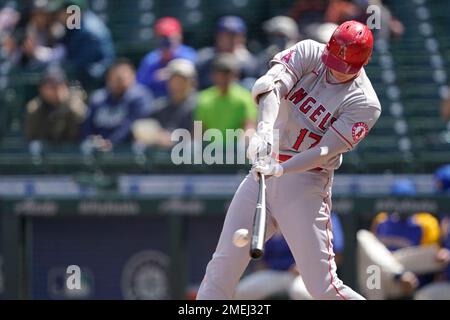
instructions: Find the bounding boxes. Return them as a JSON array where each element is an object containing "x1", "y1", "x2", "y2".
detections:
[
  {"x1": 281, "y1": 131, "x2": 349, "y2": 174},
  {"x1": 281, "y1": 146, "x2": 333, "y2": 174},
  {"x1": 257, "y1": 88, "x2": 280, "y2": 131}
]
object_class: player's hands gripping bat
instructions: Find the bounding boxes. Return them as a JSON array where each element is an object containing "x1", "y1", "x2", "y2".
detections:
[
  {"x1": 247, "y1": 123, "x2": 273, "y2": 163},
  {"x1": 251, "y1": 157, "x2": 283, "y2": 181}
]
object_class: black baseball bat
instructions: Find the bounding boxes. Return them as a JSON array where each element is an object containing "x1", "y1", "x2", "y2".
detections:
[{"x1": 250, "y1": 174, "x2": 267, "y2": 259}]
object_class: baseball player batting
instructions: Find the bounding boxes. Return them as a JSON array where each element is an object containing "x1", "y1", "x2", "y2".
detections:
[{"x1": 197, "y1": 20, "x2": 381, "y2": 300}]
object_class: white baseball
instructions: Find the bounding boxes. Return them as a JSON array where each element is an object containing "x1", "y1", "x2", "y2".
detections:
[{"x1": 233, "y1": 229, "x2": 249, "y2": 247}]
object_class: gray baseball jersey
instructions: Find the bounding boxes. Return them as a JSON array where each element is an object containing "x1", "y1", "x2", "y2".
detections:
[
  {"x1": 272, "y1": 39, "x2": 381, "y2": 169},
  {"x1": 197, "y1": 40, "x2": 381, "y2": 300}
]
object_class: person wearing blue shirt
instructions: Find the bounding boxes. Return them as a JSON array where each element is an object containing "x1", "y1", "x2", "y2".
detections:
[
  {"x1": 52, "y1": 0, "x2": 115, "y2": 87},
  {"x1": 234, "y1": 213, "x2": 344, "y2": 300},
  {"x1": 82, "y1": 59, "x2": 154, "y2": 152},
  {"x1": 137, "y1": 17, "x2": 197, "y2": 98}
]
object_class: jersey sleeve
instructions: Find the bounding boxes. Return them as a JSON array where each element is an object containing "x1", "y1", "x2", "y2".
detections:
[
  {"x1": 330, "y1": 96, "x2": 381, "y2": 151},
  {"x1": 271, "y1": 39, "x2": 323, "y2": 82}
]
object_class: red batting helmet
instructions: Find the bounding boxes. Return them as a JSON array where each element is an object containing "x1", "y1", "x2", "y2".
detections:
[{"x1": 321, "y1": 20, "x2": 374, "y2": 74}]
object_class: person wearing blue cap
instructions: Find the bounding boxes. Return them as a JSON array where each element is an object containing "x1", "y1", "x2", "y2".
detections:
[
  {"x1": 196, "y1": 15, "x2": 258, "y2": 90},
  {"x1": 136, "y1": 17, "x2": 197, "y2": 99}
]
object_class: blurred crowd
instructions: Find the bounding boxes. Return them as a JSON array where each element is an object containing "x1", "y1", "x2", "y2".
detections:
[{"x1": 0, "y1": 0, "x2": 406, "y2": 155}]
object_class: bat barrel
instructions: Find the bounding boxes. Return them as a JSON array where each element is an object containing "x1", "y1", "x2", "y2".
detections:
[{"x1": 250, "y1": 174, "x2": 267, "y2": 260}]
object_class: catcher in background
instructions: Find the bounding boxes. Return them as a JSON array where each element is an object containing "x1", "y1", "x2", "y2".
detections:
[{"x1": 357, "y1": 211, "x2": 450, "y2": 300}]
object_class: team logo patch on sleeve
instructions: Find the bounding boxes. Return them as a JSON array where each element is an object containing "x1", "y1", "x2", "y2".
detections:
[
  {"x1": 352, "y1": 122, "x2": 369, "y2": 143},
  {"x1": 281, "y1": 50, "x2": 294, "y2": 63}
]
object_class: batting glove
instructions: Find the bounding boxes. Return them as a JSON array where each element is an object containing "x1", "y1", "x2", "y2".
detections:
[
  {"x1": 251, "y1": 157, "x2": 283, "y2": 181},
  {"x1": 247, "y1": 122, "x2": 273, "y2": 163}
]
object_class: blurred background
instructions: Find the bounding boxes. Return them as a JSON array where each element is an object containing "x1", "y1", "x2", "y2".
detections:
[{"x1": 0, "y1": 0, "x2": 449, "y2": 300}]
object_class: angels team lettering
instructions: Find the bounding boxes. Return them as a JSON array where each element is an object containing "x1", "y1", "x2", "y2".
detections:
[{"x1": 287, "y1": 87, "x2": 337, "y2": 131}]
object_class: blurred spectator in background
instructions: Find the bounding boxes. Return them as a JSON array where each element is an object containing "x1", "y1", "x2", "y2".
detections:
[
  {"x1": 350, "y1": 0, "x2": 404, "y2": 41},
  {"x1": 324, "y1": 0, "x2": 360, "y2": 24},
  {"x1": 0, "y1": 4, "x2": 20, "y2": 34},
  {"x1": 235, "y1": 214, "x2": 344, "y2": 300},
  {"x1": 304, "y1": 22, "x2": 338, "y2": 44},
  {"x1": 442, "y1": 217, "x2": 450, "y2": 282},
  {"x1": 1, "y1": 1, "x2": 61, "y2": 72},
  {"x1": 82, "y1": 59, "x2": 153, "y2": 152},
  {"x1": 51, "y1": 0, "x2": 115, "y2": 88},
  {"x1": 257, "y1": 16, "x2": 300, "y2": 76},
  {"x1": 438, "y1": 86, "x2": 450, "y2": 147},
  {"x1": 20, "y1": 1, "x2": 61, "y2": 69},
  {"x1": 413, "y1": 216, "x2": 450, "y2": 300},
  {"x1": 133, "y1": 59, "x2": 197, "y2": 148},
  {"x1": 0, "y1": 3, "x2": 25, "y2": 59},
  {"x1": 289, "y1": 0, "x2": 329, "y2": 32},
  {"x1": 290, "y1": 0, "x2": 403, "y2": 42},
  {"x1": 441, "y1": 87, "x2": 450, "y2": 123},
  {"x1": 435, "y1": 165, "x2": 450, "y2": 193},
  {"x1": 150, "y1": 59, "x2": 197, "y2": 146},
  {"x1": 137, "y1": 17, "x2": 197, "y2": 98},
  {"x1": 25, "y1": 66, "x2": 86, "y2": 143},
  {"x1": 196, "y1": 16, "x2": 257, "y2": 90},
  {"x1": 289, "y1": 0, "x2": 350, "y2": 43},
  {"x1": 195, "y1": 53, "x2": 256, "y2": 145}
]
